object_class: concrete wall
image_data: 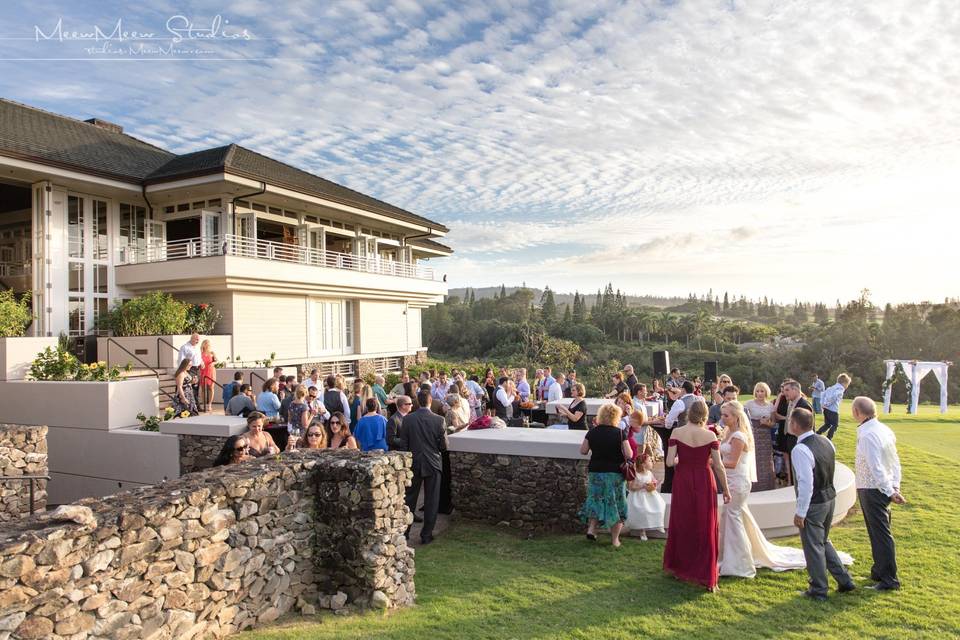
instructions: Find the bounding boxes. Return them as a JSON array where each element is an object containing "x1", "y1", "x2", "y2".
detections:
[
  {"x1": 0, "y1": 450, "x2": 415, "y2": 639},
  {"x1": 357, "y1": 300, "x2": 407, "y2": 354},
  {"x1": 97, "y1": 335, "x2": 234, "y2": 370},
  {"x1": 0, "y1": 378, "x2": 158, "y2": 430},
  {"x1": 45, "y1": 426, "x2": 180, "y2": 505},
  {"x1": 0, "y1": 337, "x2": 58, "y2": 381},
  {"x1": 231, "y1": 293, "x2": 308, "y2": 363}
]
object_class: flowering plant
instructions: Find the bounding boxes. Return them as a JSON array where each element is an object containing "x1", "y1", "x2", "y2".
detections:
[
  {"x1": 29, "y1": 346, "x2": 129, "y2": 381},
  {"x1": 185, "y1": 303, "x2": 222, "y2": 334}
]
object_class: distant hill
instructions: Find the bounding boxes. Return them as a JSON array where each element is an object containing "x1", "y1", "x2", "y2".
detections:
[{"x1": 448, "y1": 286, "x2": 686, "y2": 309}]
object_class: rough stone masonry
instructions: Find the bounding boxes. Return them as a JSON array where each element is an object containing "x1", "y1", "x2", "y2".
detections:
[
  {"x1": 0, "y1": 448, "x2": 414, "y2": 639},
  {"x1": 0, "y1": 425, "x2": 47, "y2": 523}
]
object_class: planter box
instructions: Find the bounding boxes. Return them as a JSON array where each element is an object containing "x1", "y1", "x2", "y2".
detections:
[
  {"x1": 97, "y1": 334, "x2": 233, "y2": 370},
  {"x1": 0, "y1": 378, "x2": 159, "y2": 429},
  {"x1": 213, "y1": 366, "x2": 296, "y2": 404},
  {"x1": 0, "y1": 336, "x2": 59, "y2": 381}
]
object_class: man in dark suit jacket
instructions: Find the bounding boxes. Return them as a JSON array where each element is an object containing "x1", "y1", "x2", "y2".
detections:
[{"x1": 398, "y1": 389, "x2": 448, "y2": 544}]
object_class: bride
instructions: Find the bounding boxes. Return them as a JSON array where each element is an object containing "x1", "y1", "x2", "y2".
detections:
[{"x1": 717, "y1": 400, "x2": 852, "y2": 576}]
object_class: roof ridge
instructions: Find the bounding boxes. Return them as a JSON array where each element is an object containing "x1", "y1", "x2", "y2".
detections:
[{"x1": 0, "y1": 97, "x2": 174, "y2": 156}]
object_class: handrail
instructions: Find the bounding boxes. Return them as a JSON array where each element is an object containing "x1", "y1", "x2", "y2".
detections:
[
  {"x1": 0, "y1": 474, "x2": 51, "y2": 515},
  {"x1": 117, "y1": 233, "x2": 439, "y2": 281},
  {"x1": 107, "y1": 338, "x2": 176, "y2": 404},
  {"x1": 250, "y1": 370, "x2": 266, "y2": 389},
  {"x1": 158, "y1": 337, "x2": 224, "y2": 392}
]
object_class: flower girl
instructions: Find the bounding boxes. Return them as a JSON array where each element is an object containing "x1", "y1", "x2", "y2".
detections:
[{"x1": 626, "y1": 451, "x2": 666, "y2": 540}]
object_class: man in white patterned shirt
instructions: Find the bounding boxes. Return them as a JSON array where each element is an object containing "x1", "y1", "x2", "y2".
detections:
[{"x1": 852, "y1": 396, "x2": 905, "y2": 591}]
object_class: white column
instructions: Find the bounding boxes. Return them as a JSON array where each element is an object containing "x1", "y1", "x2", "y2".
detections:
[{"x1": 882, "y1": 361, "x2": 895, "y2": 414}]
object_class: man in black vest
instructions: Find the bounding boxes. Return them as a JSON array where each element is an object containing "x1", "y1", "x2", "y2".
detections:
[
  {"x1": 398, "y1": 388, "x2": 448, "y2": 545},
  {"x1": 790, "y1": 407, "x2": 855, "y2": 600},
  {"x1": 649, "y1": 380, "x2": 697, "y2": 493}
]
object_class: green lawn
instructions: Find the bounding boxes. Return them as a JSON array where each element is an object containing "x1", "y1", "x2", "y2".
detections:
[{"x1": 245, "y1": 404, "x2": 960, "y2": 640}]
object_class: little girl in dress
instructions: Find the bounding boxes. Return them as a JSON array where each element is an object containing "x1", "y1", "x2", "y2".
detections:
[{"x1": 625, "y1": 451, "x2": 666, "y2": 540}]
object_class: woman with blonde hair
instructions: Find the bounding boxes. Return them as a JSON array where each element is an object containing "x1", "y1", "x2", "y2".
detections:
[
  {"x1": 578, "y1": 404, "x2": 632, "y2": 547},
  {"x1": 198, "y1": 339, "x2": 217, "y2": 412},
  {"x1": 717, "y1": 400, "x2": 852, "y2": 575},
  {"x1": 712, "y1": 373, "x2": 734, "y2": 405}
]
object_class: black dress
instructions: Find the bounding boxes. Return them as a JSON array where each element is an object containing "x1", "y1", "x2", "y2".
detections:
[{"x1": 567, "y1": 399, "x2": 588, "y2": 431}]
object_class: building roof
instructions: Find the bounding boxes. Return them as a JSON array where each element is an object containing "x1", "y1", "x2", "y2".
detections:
[
  {"x1": 0, "y1": 98, "x2": 449, "y2": 234},
  {"x1": 409, "y1": 237, "x2": 453, "y2": 254}
]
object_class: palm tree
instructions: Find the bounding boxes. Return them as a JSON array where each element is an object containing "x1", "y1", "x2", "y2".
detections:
[
  {"x1": 635, "y1": 310, "x2": 652, "y2": 347},
  {"x1": 693, "y1": 308, "x2": 711, "y2": 350},
  {"x1": 658, "y1": 311, "x2": 675, "y2": 343}
]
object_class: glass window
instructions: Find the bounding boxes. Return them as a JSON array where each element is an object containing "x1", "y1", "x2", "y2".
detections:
[
  {"x1": 344, "y1": 301, "x2": 353, "y2": 349},
  {"x1": 68, "y1": 297, "x2": 85, "y2": 336},
  {"x1": 68, "y1": 195, "x2": 84, "y2": 258},
  {"x1": 69, "y1": 262, "x2": 84, "y2": 292},
  {"x1": 94, "y1": 199, "x2": 108, "y2": 260},
  {"x1": 95, "y1": 265, "x2": 108, "y2": 293},
  {"x1": 93, "y1": 298, "x2": 109, "y2": 335}
]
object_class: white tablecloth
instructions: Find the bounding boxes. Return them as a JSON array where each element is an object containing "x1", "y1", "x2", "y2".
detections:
[{"x1": 545, "y1": 398, "x2": 661, "y2": 417}]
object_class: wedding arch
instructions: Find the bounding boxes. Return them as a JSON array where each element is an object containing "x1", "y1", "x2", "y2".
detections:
[{"x1": 882, "y1": 360, "x2": 950, "y2": 414}]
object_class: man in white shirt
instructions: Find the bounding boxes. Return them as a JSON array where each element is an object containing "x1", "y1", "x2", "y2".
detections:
[
  {"x1": 178, "y1": 333, "x2": 202, "y2": 399},
  {"x1": 430, "y1": 371, "x2": 451, "y2": 403},
  {"x1": 305, "y1": 368, "x2": 322, "y2": 390},
  {"x1": 546, "y1": 373, "x2": 565, "y2": 403},
  {"x1": 789, "y1": 407, "x2": 855, "y2": 600},
  {"x1": 852, "y1": 396, "x2": 905, "y2": 591},
  {"x1": 177, "y1": 333, "x2": 202, "y2": 369},
  {"x1": 649, "y1": 380, "x2": 696, "y2": 493}
]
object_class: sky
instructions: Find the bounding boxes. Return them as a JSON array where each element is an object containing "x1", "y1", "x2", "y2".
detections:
[{"x1": 1, "y1": 0, "x2": 958, "y2": 305}]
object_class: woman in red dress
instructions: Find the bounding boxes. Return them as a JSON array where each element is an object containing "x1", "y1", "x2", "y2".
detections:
[
  {"x1": 663, "y1": 399, "x2": 731, "y2": 591},
  {"x1": 198, "y1": 339, "x2": 217, "y2": 412}
]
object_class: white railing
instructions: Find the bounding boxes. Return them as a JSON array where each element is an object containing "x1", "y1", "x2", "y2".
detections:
[{"x1": 118, "y1": 234, "x2": 438, "y2": 281}]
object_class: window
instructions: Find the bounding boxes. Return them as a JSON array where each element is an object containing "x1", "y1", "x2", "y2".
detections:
[
  {"x1": 68, "y1": 297, "x2": 85, "y2": 337},
  {"x1": 164, "y1": 205, "x2": 175, "y2": 214},
  {"x1": 269, "y1": 206, "x2": 283, "y2": 215},
  {"x1": 252, "y1": 203, "x2": 266, "y2": 212},
  {"x1": 93, "y1": 298, "x2": 109, "y2": 335},
  {"x1": 119, "y1": 203, "x2": 148, "y2": 255},
  {"x1": 344, "y1": 301, "x2": 353, "y2": 349},
  {"x1": 177, "y1": 203, "x2": 190, "y2": 212},
  {"x1": 69, "y1": 263, "x2": 84, "y2": 292},
  {"x1": 94, "y1": 265, "x2": 108, "y2": 293},
  {"x1": 94, "y1": 200, "x2": 108, "y2": 260},
  {"x1": 192, "y1": 201, "x2": 206, "y2": 210},
  {"x1": 68, "y1": 195, "x2": 84, "y2": 258},
  {"x1": 207, "y1": 198, "x2": 222, "y2": 208}
]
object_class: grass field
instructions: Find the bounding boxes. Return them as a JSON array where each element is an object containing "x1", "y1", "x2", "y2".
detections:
[{"x1": 245, "y1": 404, "x2": 960, "y2": 640}]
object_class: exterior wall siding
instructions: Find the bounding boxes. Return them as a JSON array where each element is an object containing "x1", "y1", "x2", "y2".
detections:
[
  {"x1": 357, "y1": 300, "x2": 407, "y2": 354},
  {"x1": 232, "y1": 292, "x2": 309, "y2": 361}
]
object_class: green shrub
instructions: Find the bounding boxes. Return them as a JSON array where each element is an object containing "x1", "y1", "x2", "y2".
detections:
[
  {"x1": 0, "y1": 290, "x2": 32, "y2": 337},
  {"x1": 102, "y1": 291, "x2": 190, "y2": 337},
  {"x1": 28, "y1": 345, "x2": 127, "y2": 381},
  {"x1": 184, "y1": 303, "x2": 222, "y2": 334}
]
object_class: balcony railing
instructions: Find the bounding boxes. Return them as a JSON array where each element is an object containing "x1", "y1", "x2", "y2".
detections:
[{"x1": 118, "y1": 234, "x2": 438, "y2": 281}]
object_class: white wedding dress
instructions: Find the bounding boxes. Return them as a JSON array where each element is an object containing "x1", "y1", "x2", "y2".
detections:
[{"x1": 718, "y1": 432, "x2": 853, "y2": 576}]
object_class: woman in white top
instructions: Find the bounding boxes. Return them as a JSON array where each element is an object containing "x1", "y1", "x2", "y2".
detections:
[
  {"x1": 743, "y1": 382, "x2": 774, "y2": 427},
  {"x1": 718, "y1": 400, "x2": 852, "y2": 576}
]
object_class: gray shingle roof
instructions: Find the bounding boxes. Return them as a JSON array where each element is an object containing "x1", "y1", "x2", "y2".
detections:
[
  {"x1": 0, "y1": 98, "x2": 449, "y2": 234},
  {"x1": 0, "y1": 98, "x2": 174, "y2": 181}
]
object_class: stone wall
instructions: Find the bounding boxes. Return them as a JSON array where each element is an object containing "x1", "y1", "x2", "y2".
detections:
[
  {"x1": 450, "y1": 451, "x2": 588, "y2": 532},
  {"x1": 0, "y1": 449, "x2": 414, "y2": 639},
  {"x1": 0, "y1": 425, "x2": 47, "y2": 522},
  {"x1": 750, "y1": 419, "x2": 776, "y2": 491},
  {"x1": 179, "y1": 434, "x2": 230, "y2": 475}
]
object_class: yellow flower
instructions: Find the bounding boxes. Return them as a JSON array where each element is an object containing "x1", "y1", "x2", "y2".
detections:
[{"x1": 180, "y1": 411, "x2": 191, "y2": 418}]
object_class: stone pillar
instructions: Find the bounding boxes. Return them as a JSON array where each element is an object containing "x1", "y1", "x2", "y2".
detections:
[{"x1": 751, "y1": 419, "x2": 776, "y2": 491}]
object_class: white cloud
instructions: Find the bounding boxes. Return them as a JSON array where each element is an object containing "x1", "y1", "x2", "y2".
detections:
[{"x1": 2, "y1": 1, "x2": 959, "y2": 303}]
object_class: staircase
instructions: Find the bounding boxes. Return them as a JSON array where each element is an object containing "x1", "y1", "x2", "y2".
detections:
[{"x1": 122, "y1": 368, "x2": 177, "y2": 407}]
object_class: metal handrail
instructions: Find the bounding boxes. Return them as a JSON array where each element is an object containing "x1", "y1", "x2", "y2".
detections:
[
  {"x1": 250, "y1": 370, "x2": 267, "y2": 389},
  {"x1": 0, "y1": 475, "x2": 51, "y2": 515},
  {"x1": 106, "y1": 338, "x2": 177, "y2": 403},
  {"x1": 158, "y1": 337, "x2": 224, "y2": 392},
  {"x1": 118, "y1": 233, "x2": 438, "y2": 281}
]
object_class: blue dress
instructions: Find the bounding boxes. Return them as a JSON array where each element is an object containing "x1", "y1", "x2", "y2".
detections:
[{"x1": 354, "y1": 414, "x2": 388, "y2": 451}]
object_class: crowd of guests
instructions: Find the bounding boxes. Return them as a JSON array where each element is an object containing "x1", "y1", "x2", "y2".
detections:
[{"x1": 577, "y1": 367, "x2": 905, "y2": 599}]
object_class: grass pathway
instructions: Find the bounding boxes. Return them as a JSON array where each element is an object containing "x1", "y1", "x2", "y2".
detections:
[{"x1": 245, "y1": 405, "x2": 960, "y2": 639}]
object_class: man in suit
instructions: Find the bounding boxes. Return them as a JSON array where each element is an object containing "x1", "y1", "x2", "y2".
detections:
[
  {"x1": 398, "y1": 388, "x2": 448, "y2": 545},
  {"x1": 790, "y1": 407, "x2": 855, "y2": 601}
]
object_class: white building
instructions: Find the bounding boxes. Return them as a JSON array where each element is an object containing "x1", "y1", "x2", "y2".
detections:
[{"x1": 0, "y1": 98, "x2": 450, "y2": 375}]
